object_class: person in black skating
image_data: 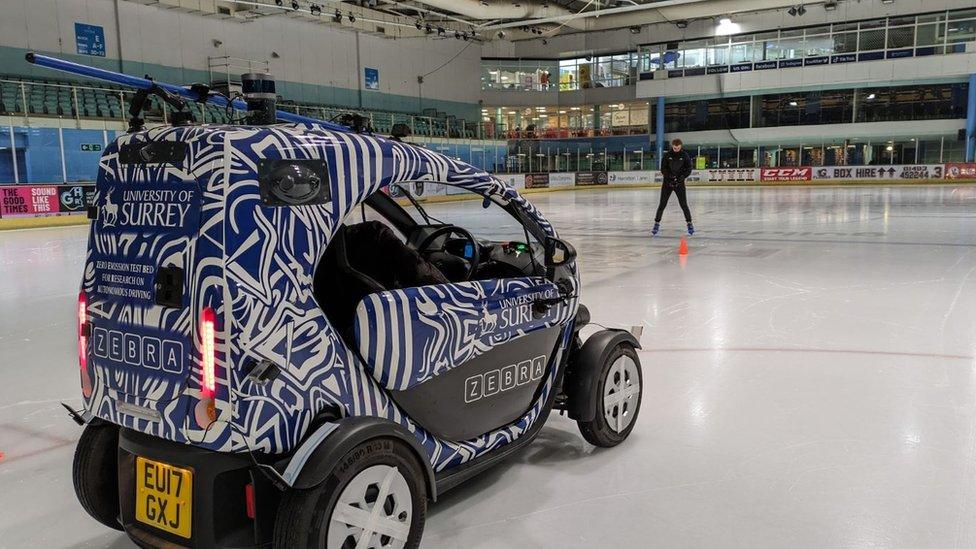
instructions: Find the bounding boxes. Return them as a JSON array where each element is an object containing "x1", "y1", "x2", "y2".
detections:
[{"x1": 652, "y1": 138, "x2": 695, "y2": 236}]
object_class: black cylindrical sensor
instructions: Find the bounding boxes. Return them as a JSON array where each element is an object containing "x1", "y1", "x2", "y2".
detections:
[{"x1": 241, "y1": 72, "x2": 277, "y2": 125}]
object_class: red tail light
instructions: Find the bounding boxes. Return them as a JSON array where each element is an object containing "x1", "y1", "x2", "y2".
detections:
[
  {"x1": 245, "y1": 483, "x2": 256, "y2": 519},
  {"x1": 201, "y1": 307, "x2": 216, "y2": 398},
  {"x1": 77, "y1": 292, "x2": 88, "y2": 370}
]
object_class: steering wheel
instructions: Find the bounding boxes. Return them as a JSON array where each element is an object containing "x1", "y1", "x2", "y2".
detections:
[{"x1": 417, "y1": 225, "x2": 480, "y2": 281}]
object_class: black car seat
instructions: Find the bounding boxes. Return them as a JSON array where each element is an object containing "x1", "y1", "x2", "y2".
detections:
[{"x1": 315, "y1": 221, "x2": 448, "y2": 339}]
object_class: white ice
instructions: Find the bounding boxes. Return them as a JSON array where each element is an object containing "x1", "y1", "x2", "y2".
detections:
[{"x1": 1, "y1": 185, "x2": 976, "y2": 548}]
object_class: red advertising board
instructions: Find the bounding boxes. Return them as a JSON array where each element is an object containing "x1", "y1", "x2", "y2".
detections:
[
  {"x1": 761, "y1": 167, "x2": 813, "y2": 182},
  {"x1": 944, "y1": 163, "x2": 976, "y2": 180},
  {"x1": 0, "y1": 185, "x2": 61, "y2": 218}
]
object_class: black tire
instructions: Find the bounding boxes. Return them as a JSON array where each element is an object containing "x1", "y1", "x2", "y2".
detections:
[
  {"x1": 577, "y1": 344, "x2": 643, "y2": 448},
  {"x1": 274, "y1": 438, "x2": 427, "y2": 549},
  {"x1": 72, "y1": 422, "x2": 122, "y2": 531}
]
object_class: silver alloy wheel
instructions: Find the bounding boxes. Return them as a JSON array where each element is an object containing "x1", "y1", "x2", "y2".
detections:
[
  {"x1": 327, "y1": 464, "x2": 413, "y2": 549},
  {"x1": 603, "y1": 354, "x2": 641, "y2": 433}
]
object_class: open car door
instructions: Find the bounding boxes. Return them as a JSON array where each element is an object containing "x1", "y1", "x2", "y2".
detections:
[{"x1": 354, "y1": 277, "x2": 572, "y2": 441}]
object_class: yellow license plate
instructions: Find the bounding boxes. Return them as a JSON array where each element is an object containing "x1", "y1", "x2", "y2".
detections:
[{"x1": 135, "y1": 457, "x2": 193, "y2": 539}]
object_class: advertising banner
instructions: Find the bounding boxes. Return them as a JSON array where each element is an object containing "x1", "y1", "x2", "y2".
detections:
[
  {"x1": 761, "y1": 167, "x2": 813, "y2": 182},
  {"x1": 57, "y1": 184, "x2": 97, "y2": 213},
  {"x1": 524, "y1": 173, "x2": 550, "y2": 189},
  {"x1": 575, "y1": 171, "x2": 609, "y2": 186},
  {"x1": 814, "y1": 165, "x2": 945, "y2": 181},
  {"x1": 607, "y1": 171, "x2": 656, "y2": 185},
  {"x1": 548, "y1": 172, "x2": 576, "y2": 187},
  {"x1": 945, "y1": 163, "x2": 976, "y2": 180},
  {"x1": 496, "y1": 173, "x2": 525, "y2": 189},
  {"x1": 703, "y1": 168, "x2": 759, "y2": 183},
  {"x1": 1, "y1": 185, "x2": 61, "y2": 217}
]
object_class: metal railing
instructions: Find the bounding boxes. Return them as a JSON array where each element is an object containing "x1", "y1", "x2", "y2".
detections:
[{"x1": 0, "y1": 77, "x2": 493, "y2": 139}]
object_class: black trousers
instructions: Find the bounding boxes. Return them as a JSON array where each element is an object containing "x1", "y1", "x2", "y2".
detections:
[{"x1": 655, "y1": 181, "x2": 692, "y2": 223}]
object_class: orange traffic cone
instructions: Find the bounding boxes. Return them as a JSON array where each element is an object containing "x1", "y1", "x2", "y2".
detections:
[{"x1": 679, "y1": 237, "x2": 688, "y2": 256}]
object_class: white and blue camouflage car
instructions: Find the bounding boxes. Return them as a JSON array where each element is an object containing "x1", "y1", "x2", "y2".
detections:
[{"x1": 51, "y1": 54, "x2": 644, "y2": 549}]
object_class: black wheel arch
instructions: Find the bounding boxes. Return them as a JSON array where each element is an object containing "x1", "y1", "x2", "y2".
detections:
[
  {"x1": 283, "y1": 416, "x2": 438, "y2": 501},
  {"x1": 564, "y1": 328, "x2": 641, "y2": 423}
]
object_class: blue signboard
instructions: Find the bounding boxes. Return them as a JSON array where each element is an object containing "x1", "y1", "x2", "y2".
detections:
[
  {"x1": 364, "y1": 67, "x2": 379, "y2": 90},
  {"x1": 75, "y1": 23, "x2": 106, "y2": 57}
]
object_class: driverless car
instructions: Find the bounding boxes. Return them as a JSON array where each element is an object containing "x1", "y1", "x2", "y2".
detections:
[{"x1": 51, "y1": 55, "x2": 644, "y2": 549}]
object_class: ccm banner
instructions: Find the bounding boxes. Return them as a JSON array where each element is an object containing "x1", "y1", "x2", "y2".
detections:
[{"x1": 761, "y1": 167, "x2": 813, "y2": 182}]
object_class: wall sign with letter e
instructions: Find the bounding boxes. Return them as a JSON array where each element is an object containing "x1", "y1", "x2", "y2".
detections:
[{"x1": 75, "y1": 23, "x2": 106, "y2": 57}]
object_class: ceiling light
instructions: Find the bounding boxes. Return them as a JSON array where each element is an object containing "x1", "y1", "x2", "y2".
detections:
[
  {"x1": 675, "y1": 20, "x2": 688, "y2": 29},
  {"x1": 455, "y1": 30, "x2": 461, "y2": 39},
  {"x1": 462, "y1": 32, "x2": 469, "y2": 41},
  {"x1": 348, "y1": 12, "x2": 356, "y2": 22},
  {"x1": 866, "y1": 93, "x2": 876, "y2": 100},
  {"x1": 333, "y1": 9, "x2": 342, "y2": 22},
  {"x1": 788, "y1": 6, "x2": 798, "y2": 16},
  {"x1": 824, "y1": 1, "x2": 837, "y2": 11},
  {"x1": 541, "y1": 39, "x2": 548, "y2": 45},
  {"x1": 291, "y1": 1, "x2": 299, "y2": 10},
  {"x1": 629, "y1": 25, "x2": 641, "y2": 34},
  {"x1": 789, "y1": 100, "x2": 798, "y2": 106},
  {"x1": 427, "y1": 24, "x2": 433, "y2": 34},
  {"x1": 415, "y1": 20, "x2": 423, "y2": 30},
  {"x1": 309, "y1": 3, "x2": 320, "y2": 15},
  {"x1": 275, "y1": 0, "x2": 283, "y2": 5},
  {"x1": 797, "y1": 4, "x2": 806, "y2": 15},
  {"x1": 881, "y1": 0, "x2": 893, "y2": 4},
  {"x1": 437, "y1": 26, "x2": 445, "y2": 35}
]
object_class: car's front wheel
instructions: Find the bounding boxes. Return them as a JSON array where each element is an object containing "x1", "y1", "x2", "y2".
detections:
[{"x1": 274, "y1": 438, "x2": 427, "y2": 549}]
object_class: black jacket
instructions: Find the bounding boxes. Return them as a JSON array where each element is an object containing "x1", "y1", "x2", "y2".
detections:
[{"x1": 661, "y1": 149, "x2": 693, "y2": 185}]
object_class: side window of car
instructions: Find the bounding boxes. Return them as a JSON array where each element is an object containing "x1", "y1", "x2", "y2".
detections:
[
  {"x1": 393, "y1": 182, "x2": 545, "y2": 266},
  {"x1": 354, "y1": 203, "x2": 408, "y2": 243}
]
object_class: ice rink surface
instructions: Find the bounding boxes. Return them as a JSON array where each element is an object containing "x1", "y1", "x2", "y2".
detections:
[{"x1": 2, "y1": 184, "x2": 976, "y2": 548}]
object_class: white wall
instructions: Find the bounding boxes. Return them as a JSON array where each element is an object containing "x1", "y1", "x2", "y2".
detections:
[{"x1": 0, "y1": 0, "x2": 481, "y2": 111}]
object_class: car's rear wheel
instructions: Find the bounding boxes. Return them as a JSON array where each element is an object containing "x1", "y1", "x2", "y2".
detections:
[
  {"x1": 274, "y1": 438, "x2": 426, "y2": 549},
  {"x1": 577, "y1": 344, "x2": 643, "y2": 447},
  {"x1": 73, "y1": 422, "x2": 123, "y2": 531}
]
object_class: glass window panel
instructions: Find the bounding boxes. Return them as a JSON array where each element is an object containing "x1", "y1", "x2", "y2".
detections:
[
  {"x1": 888, "y1": 16, "x2": 915, "y2": 26},
  {"x1": 681, "y1": 41, "x2": 708, "y2": 68},
  {"x1": 0, "y1": 125, "x2": 16, "y2": 183},
  {"x1": 832, "y1": 31, "x2": 857, "y2": 53},
  {"x1": 805, "y1": 25, "x2": 830, "y2": 36},
  {"x1": 859, "y1": 29, "x2": 886, "y2": 50},
  {"x1": 833, "y1": 22, "x2": 859, "y2": 32},
  {"x1": 559, "y1": 59, "x2": 579, "y2": 90},
  {"x1": 707, "y1": 44, "x2": 730, "y2": 65},
  {"x1": 946, "y1": 19, "x2": 976, "y2": 44},
  {"x1": 805, "y1": 34, "x2": 833, "y2": 56},
  {"x1": 63, "y1": 129, "x2": 105, "y2": 182},
  {"x1": 887, "y1": 26, "x2": 915, "y2": 48},
  {"x1": 916, "y1": 23, "x2": 941, "y2": 46},
  {"x1": 860, "y1": 18, "x2": 886, "y2": 29},
  {"x1": 730, "y1": 42, "x2": 756, "y2": 63},
  {"x1": 949, "y1": 9, "x2": 976, "y2": 21},
  {"x1": 768, "y1": 36, "x2": 804, "y2": 60}
]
